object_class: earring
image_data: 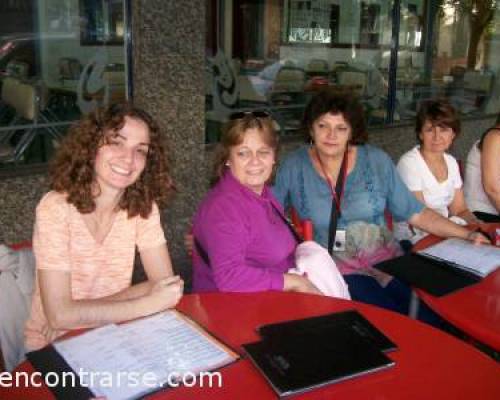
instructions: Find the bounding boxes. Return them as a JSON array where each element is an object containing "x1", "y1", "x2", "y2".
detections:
[{"x1": 225, "y1": 161, "x2": 230, "y2": 166}]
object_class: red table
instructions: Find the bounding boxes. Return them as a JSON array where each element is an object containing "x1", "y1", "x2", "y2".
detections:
[
  {"x1": 413, "y1": 223, "x2": 500, "y2": 351},
  {"x1": 2, "y1": 292, "x2": 500, "y2": 399}
]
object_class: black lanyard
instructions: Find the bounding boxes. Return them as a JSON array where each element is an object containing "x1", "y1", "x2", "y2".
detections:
[
  {"x1": 315, "y1": 148, "x2": 347, "y2": 215},
  {"x1": 315, "y1": 148, "x2": 348, "y2": 255}
]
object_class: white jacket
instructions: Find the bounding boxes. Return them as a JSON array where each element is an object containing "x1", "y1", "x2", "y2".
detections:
[
  {"x1": 290, "y1": 241, "x2": 350, "y2": 300},
  {"x1": 0, "y1": 245, "x2": 35, "y2": 371}
]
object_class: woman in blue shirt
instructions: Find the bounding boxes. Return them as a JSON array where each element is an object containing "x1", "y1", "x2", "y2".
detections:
[{"x1": 273, "y1": 90, "x2": 488, "y2": 314}]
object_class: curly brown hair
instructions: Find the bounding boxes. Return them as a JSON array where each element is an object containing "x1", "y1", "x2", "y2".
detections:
[
  {"x1": 212, "y1": 113, "x2": 279, "y2": 185},
  {"x1": 49, "y1": 103, "x2": 174, "y2": 218},
  {"x1": 303, "y1": 89, "x2": 368, "y2": 145}
]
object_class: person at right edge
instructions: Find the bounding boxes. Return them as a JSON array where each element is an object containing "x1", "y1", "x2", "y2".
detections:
[{"x1": 464, "y1": 113, "x2": 500, "y2": 222}]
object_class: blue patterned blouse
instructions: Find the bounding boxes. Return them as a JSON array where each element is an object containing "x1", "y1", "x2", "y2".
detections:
[{"x1": 272, "y1": 144, "x2": 424, "y2": 248}]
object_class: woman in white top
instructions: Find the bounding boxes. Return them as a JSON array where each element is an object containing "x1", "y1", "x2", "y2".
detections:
[
  {"x1": 464, "y1": 115, "x2": 500, "y2": 222},
  {"x1": 396, "y1": 100, "x2": 479, "y2": 240}
]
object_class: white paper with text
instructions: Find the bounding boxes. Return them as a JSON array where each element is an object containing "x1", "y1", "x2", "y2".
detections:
[
  {"x1": 54, "y1": 311, "x2": 237, "y2": 399},
  {"x1": 418, "y1": 238, "x2": 500, "y2": 277}
]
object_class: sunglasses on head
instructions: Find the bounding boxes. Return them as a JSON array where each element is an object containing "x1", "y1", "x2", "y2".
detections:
[{"x1": 229, "y1": 110, "x2": 271, "y2": 120}]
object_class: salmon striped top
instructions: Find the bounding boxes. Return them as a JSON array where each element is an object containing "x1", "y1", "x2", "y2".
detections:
[{"x1": 24, "y1": 191, "x2": 166, "y2": 350}]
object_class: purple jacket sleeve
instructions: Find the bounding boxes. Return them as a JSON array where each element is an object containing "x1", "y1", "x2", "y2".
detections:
[{"x1": 194, "y1": 200, "x2": 284, "y2": 292}]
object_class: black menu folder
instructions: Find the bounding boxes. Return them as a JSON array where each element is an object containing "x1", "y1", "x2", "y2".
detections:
[
  {"x1": 374, "y1": 253, "x2": 481, "y2": 297},
  {"x1": 243, "y1": 325, "x2": 395, "y2": 397},
  {"x1": 258, "y1": 310, "x2": 397, "y2": 353},
  {"x1": 27, "y1": 345, "x2": 94, "y2": 400}
]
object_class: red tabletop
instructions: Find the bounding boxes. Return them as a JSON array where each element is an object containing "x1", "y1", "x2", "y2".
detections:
[
  {"x1": 413, "y1": 223, "x2": 500, "y2": 351},
  {"x1": 2, "y1": 291, "x2": 500, "y2": 399}
]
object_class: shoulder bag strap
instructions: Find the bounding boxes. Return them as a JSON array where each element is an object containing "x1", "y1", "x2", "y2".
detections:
[
  {"x1": 194, "y1": 237, "x2": 211, "y2": 267},
  {"x1": 269, "y1": 201, "x2": 303, "y2": 244}
]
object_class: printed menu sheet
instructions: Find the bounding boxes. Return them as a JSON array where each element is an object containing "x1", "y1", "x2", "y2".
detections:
[
  {"x1": 418, "y1": 238, "x2": 500, "y2": 277},
  {"x1": 54, "y1": 311, "x2": 238, "y2": 399}
]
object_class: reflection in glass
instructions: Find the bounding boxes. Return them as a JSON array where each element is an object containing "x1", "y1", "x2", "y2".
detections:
[
  {"x1": 0, "y1": 0, "x2": 127, "y2": 168},
  {"x1": 206, "y1": 0, "x2": 500, "y2": 143},
  {"x1": 396, "y1": 0, "x2": 500, "y2": 120},
  {"x1": 205, "y1": 0, "x2": 393, "y2": 143},
  {"x1": 79, "y1": 0, "x2": 124, "y2": 45}
]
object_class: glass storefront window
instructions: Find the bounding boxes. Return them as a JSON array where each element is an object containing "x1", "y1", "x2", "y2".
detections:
[
  {"x1": 0, "y1": 0, "x2": 128, "y2": 168},
  {"x1": 205, "y1": 0, "x2": 394, "y2": 143},
  {"x1": 396, "y1": 0, "x2": 500, "y2": 120},
  {"x1": 205, "y1": 0, "x2": 500, "y2": 143}
]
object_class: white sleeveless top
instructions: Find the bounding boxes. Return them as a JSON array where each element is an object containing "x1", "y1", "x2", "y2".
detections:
[
  {"x1": 396, "y1": 146, "x2": 462, "y2": 218},
  {"x1": 395, "y1": 146, "x2": 465, "y2": 242},
  {"x1": 464, "y1": 140, "x2": 497, "y2": 215}
]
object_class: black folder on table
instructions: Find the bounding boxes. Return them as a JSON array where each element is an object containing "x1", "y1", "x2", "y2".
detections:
[
  {"x1": 258, "y1": 310, "x2": 397, "y2": 353},
  {"x1": 27, "y1": 345, "x2": 94, "y2": 400},
  {"x1": 374, "y1": 253, "x2": 481, "y2": 297},
  {"x1": 27, "y1": 346, "x2": 167, "y2": 400},
  {"x1": 243, "y1": 323, "x2": 395, "y2": 398}
]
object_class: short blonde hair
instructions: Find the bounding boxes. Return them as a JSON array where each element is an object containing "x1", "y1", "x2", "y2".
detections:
[{"x1": 212, "y1": 115, "x2": 279, "y2": 185}]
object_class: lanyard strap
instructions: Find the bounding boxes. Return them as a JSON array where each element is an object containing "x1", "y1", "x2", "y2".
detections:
[
  {"x1": 194, "y1": 237, "x2": 210, "y2": 266},
  {"x1": 315, "y1": 147, "x2": 348, "y2": 254},
  {"x1": 315, "y1": 147, "x2": 348, "y2": 213}
]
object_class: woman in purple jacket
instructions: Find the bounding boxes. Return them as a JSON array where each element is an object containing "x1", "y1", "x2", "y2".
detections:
[{"x1": 192, "y1": 112, "x2": 319, "y2": 294}]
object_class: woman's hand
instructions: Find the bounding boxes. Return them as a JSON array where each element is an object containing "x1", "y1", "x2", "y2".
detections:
[
  {"x1": 367, "y1": 269, "x2": 393, "y2": 288},
  {"x1": 148, "y1": 275, "x2": 184, "y2": 311},
  {"x1": 284, "y1": 273, "x2": 322, "y2": 295},
  {"x1": 466, "y1": 230, "x2": 491, "y2": 245},
  {"x1": 410, "y1": 208, "x2": 490, "y2": 245}
]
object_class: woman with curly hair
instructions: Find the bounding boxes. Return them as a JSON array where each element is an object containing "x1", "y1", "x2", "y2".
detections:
[{"x1": 24, "y1": 103, "x2": 183, "y2": 351}]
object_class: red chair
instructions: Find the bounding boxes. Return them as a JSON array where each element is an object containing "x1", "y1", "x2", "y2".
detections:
[
  {"x1": 9, "y1": 241, "x2": 32, "y2": 251},
  {"x1": 302, "y1": 220, "x2": 313, "y2": 241},
  {"x1": 289, "y1": 207, "x2": 313, "y2": 241},
  {"x1": 384, "y1": 209, "x2": 394, "y2": 232}
]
